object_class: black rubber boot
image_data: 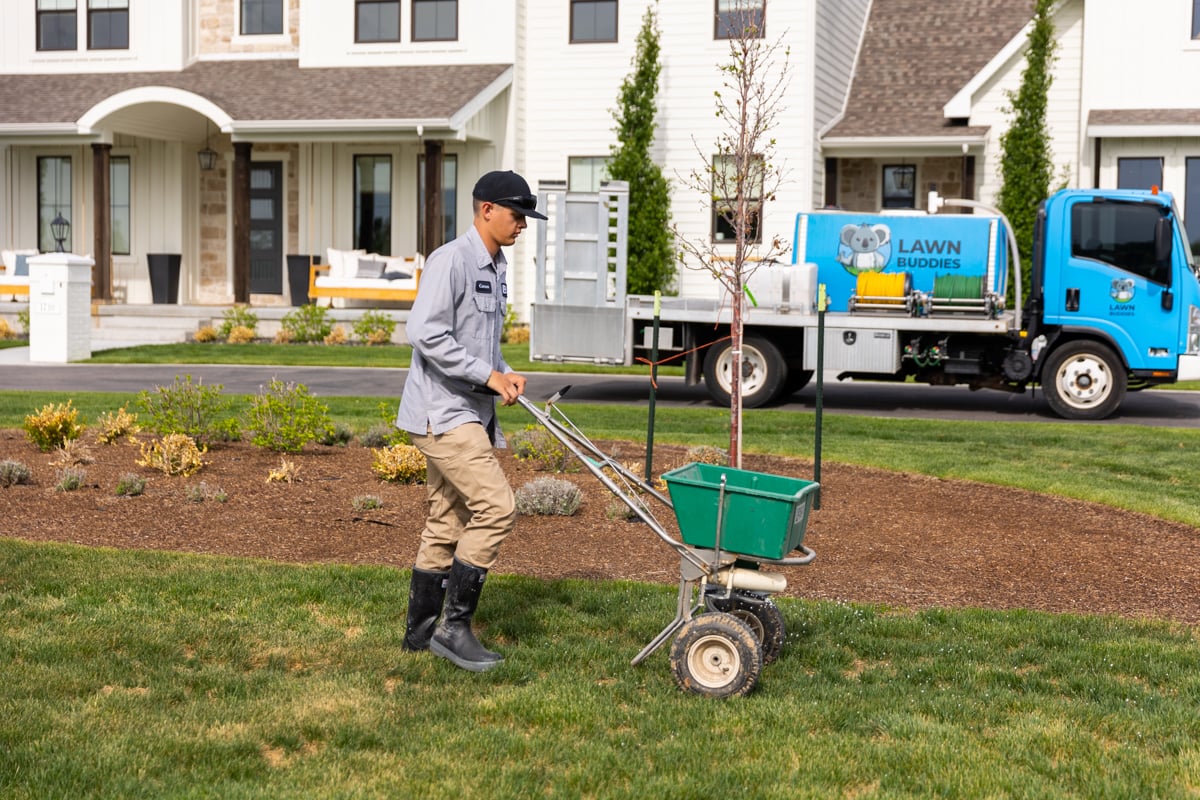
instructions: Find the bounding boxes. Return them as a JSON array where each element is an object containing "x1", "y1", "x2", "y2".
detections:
[
  {"x1": 429, "y1": 558, "x2": 504, "y2": 672},
  {"x1": 402, "y1": 567, "x2": 449, "y2": 652}
]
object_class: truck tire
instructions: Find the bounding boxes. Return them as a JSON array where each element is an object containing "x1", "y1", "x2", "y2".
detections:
[
  {"x1": 1042, "y1": 341, "x2": 1127, "y2": 420},
  {"x1": 703, "y1": 335, "x2": 786, "y2": 408}
]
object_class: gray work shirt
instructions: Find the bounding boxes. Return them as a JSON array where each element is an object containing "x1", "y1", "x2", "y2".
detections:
[{"x1": 396, "y1": 225, "x2": 510, "y2": 447}]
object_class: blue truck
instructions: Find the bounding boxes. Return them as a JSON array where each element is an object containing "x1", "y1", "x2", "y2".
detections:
[{"x1": 530, "y1": 184, "x2": 1200, "y2": 420}]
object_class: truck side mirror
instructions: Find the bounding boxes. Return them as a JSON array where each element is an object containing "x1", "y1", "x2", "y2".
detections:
[
  {"x1": 1163, "y1": 289, "x2": 1174, "y2": 312},
  {"x1": 1154, "y1": 217, "x2": 1173, "y2": 266}
]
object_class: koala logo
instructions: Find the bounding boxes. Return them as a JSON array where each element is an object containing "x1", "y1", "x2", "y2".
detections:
[
  {"x1": 837, "y1": 223, "x2": 892, "y2": 275},
  {"x1": 1110, "y1": 278, "x2": 1135, "y2": 304}
]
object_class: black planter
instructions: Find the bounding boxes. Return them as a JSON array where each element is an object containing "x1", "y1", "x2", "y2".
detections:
[
  {"x1": 286, "y1": 254, "x2": 316, "y2": 306},
  {"x1": 147, "y1": 253, "x2": 182, "y2": 304}
]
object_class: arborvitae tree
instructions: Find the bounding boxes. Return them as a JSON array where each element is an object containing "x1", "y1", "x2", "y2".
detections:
[
  {"x1": 609, "y1": 3, "x2": 674, "y2": 296},
  {"x1": 996, "y1": 0, "x2": 1057, "y2": 307}
]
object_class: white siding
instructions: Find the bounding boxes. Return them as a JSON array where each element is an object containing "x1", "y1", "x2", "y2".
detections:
[
  {"x1": 0, "y1": 0, "x2": 189, "y2": 73},
  {"x1": 813, "y1": 0, "x2": 870, "y2": 204}
]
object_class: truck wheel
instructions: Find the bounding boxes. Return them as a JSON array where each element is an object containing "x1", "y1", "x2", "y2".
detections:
[
  {"x1": 1042, "y1": 341, "x2": 1127, "y2": 420},
  {"x1": 703, "y1": 335, "x2": 786, "y2": 408},
  {"x1": 669, "y1": 613, "x2": 763, "y2": 698}
]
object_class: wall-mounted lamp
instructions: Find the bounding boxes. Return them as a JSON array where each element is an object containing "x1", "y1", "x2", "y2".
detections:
[
  {"x1": 50, "y1": 213, "x2": 70, "y2": 253},
  {"x1": 197, "y1": 120, "x2": 218, "y2": 171}
]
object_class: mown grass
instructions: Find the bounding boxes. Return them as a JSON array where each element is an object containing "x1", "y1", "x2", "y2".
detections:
[
  {"x1": 84, "y1": 342, "x2": 686, "y2": 376},
  {"x1": 1, "y1": 538, "x2": 1198, "y2": 799},
  {"x1": 4, "y1": 390, "x2": 1199, "y2": 528}
]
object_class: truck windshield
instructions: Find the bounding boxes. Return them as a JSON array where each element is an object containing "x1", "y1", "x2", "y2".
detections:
[{"x1": 1070, "y1": 201, "x2": 1172, "y2": 286}]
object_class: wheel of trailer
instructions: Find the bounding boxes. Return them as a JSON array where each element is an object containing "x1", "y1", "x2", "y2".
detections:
[
  {"x1": 1042, "y1": 340, "x2": 1127, "y2": 420},
  {"x1": 705, "y1": 590, "x2": 786, "y2": 665},
  {"x1": 703, "y1": 335, "x2": 786, "y2": 408},
  {"x1": 669, "y1": 612, "x2": 763, "y2": 698}
]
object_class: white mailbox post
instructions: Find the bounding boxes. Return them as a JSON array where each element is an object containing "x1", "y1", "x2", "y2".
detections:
[{"x1": 28, "y1": 253, "x2": 94, "y2": 363}]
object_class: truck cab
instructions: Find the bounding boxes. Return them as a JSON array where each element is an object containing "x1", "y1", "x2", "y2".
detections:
[{"x1": 1031, "y1": 189, "x2": 1200, "y2": 418}]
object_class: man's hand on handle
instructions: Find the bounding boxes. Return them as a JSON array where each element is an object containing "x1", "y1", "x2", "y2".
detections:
[{"x1": 486, "y1": 370, "x2": 526, "y2": 406}]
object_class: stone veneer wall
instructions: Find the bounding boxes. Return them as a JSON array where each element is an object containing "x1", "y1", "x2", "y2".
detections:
[
  {"x1": 196, "y1": 143, "x2": 300, "y2": 306},
  {"x1": 836, "y1": 157, "x2": 973, "y2": 212},
  {"x1": 197, "y1": 0, "x2": 301, "y2": 54}
]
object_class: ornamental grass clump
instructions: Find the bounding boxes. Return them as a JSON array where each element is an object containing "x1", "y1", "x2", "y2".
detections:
[
  {"x1": 0, "y1": 460, "x2": 33, "y2": 488},
  {"x1": 245, "y1": 378, "x2": 334, "y2": 453},
  {"x1": 23, "y1": 401, "x2": 85, "y2": 453},
  {"x1": 137, "y1": 434, "x2": 207, "y2": 477},
  {"x1": 515, "y1": 477, "x2": 583, "y2": 516},
  {"x1": 55, "y1": 467, "x2": 87, "y2": 492},
  {"x1": 266, "y1": 458, "x2": 301, "y2": 484},
  {"x1": 371, "y1": 444, "x2": 426, "y2": 484},
  {"x1": 685, "y1": 444, "x2": 728, "y2": 466}
]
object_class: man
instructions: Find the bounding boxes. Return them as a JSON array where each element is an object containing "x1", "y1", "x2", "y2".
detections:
[{"x1": 396, "y1": 170, "x2": 547, "y2": 672}]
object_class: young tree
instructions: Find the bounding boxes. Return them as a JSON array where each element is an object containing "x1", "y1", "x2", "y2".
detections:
[
  {"x1": 609, "y1": 3, "x2": 674, "y2": 296},
  {"x1": 673, "y1": 7, "x2": 791, "y2": 467},
  {"x1": 996, "y1": 0, "x2": 1057, "y2": 306}
]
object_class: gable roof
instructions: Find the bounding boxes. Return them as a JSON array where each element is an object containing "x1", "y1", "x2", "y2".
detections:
[
  {"x1": 823, "y1": 0, "x2": 1032, "y2": 147},
  {"x1": 0, "y1": 60, "x2": 512, "y2": 136}
]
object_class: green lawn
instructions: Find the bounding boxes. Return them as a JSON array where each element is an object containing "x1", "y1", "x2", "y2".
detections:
[{"x1": 2, "y1": 538, "x2": 1197, "y2": 799}]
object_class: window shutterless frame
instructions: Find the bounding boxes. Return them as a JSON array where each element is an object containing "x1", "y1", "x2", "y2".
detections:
[
  {"x1": 88, "y1": 0, "x2": 129, "y2": 50},
  {"x1": 569, "y1": 0, "x2": 617, "y2": 43},
  {"x1": 356, "y1": 0, "x2": 400, "y2": 43},
  {"x1": 715, "y1": 0, "x2": 765, "y2": 40},
  {"x1": 412, "y1": 0, "x2": 457, "y2": 42},
  {"x1": 37, "y1": 0, "x2": 78, "y2": 51},
  {"x1": 240, "y1": 0, "x2": 283, "y2": 35}
]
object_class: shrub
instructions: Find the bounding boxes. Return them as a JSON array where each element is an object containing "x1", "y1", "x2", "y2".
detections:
[
  {"x1": 114, "y1": 473, "x2": 146, "y2": 497},
  {"x1": 509, "y1": 425, "x2": 572, "y2": 472},
  {"x1": 273, "y1": 328, "x2": 295, "y2": 344},
  {"x1": 95, "y1": 406, "x2": 141, "y2": 445},
  {"x1": 515, "y1": 477, "x2": 583, "y2": 516},
  {"x1": 319, "y1": 422, "x2": 354, "y2": 447},
  {"x1": 353, "y1": 310, "x2": 396, "y2": 345},
  {"x1": 245, "y1": 378, "x2": 334, "y2": 453},
  {"x1": 0, "y1": 460, "x2": 33, "y2": 488},
  {"x1": 55, "y1": 468, "x2": 87, "y2": 492},
  {"x1": 23, "y1": 401, "x2": 85, "y2": 453},
  {"x1": 323, "y1": 325, "x2": 348, "y2": 345},
  {"x1": 0, "y1": 318, "x2": 16, "y2": 340},
  {"x1": 137, "y1": 434, "x2": 207, "y2": 477},
  {"x1": 218, "y1": 306, "x2": 259, "y2": 339},
  {"x1": 17, "y1": 309, "x2": 29, "y2": 334},
  {"x1": 685, "y1": 444, "x2": 729, "y2": 466},
  {"x1": 352, "y1": 495, "x2": 383, "y2": 512},
  {"x1": 371, "y1": 444, "x2": 427, "y2": 484},
  {"x1": 187, "y1": 482, "x2": 227, "y2": 503},
  {"x1": 192, "y1": 326, "x2": 219, "y2": 343},
  {"x1": 226, "y1": 325, "x2": 256, "y2": 344},
  {"x1": 605, "y1": 497, "x2": 640, "y2": 521},
  {"x1": 267, "y1": 458, "x2": 301, "y2": 484},
  {"x1": 506, "y1": 325, "x2": 530, "y2": 345},
  {"x1": 137, "y1": 375, "x2": 240, "y2": 447},
  {"x1": 359, "y1": 422, "x2": 407, "y2": 448},
  {"x1": 280, "y1": 304, "x2": 333, "y2": 343}
]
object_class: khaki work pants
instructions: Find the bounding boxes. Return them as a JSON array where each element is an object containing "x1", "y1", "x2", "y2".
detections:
[{"x1": 410, "y1": 422, "x2": 515, "y2": 571}]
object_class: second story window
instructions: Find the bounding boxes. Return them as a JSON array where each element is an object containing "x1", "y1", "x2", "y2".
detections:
[
  {"x1": 89, "y1": 0, "x2": 128, "y2": 50},
  {"x1": 241, "y1": 0, "x2": 283, "y2": 36},
  {"x1": 570, "y1": 0, "x2": 616, "y2": 43},
  {"x1": 357, "y1": 0, "x2": 400, "y2": 42},
  {"x1": 37, "y1": 0, "x2": 77, "y2": 51},
  {"x1": 712, "y1": 154, "x2": 763, "y2": 244},
  {"x1": 1193, "y1": 0, "x2": 1200, "y2": 39},
  {"x1": 716, "y1": 0, "x2": 765, "y2": 40},
  {"x1": 413, "y1": 0, "x2": 457, "y2": 42}
]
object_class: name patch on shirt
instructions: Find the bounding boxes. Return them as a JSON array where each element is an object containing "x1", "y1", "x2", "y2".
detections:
[
  {"x1": 500, "y1": 281, "x2": 508, "y2": 298},
  {"x1": 475, "y1": 280, "x2": 493, "y2": 294}
]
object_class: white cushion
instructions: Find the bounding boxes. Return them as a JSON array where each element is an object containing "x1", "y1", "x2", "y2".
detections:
[
  {"x1": 325, "y1": 248, "x2": 365, "y2": 280},
  {"x1": 314, "y1": 275, "x2": 418, "y2": 291},
  {"x1": 1, "y1": 248, "x2": 38, "y2": 275}
]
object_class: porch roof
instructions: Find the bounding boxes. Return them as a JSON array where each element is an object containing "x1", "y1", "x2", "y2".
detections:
[
  {"x1": 822, "y1": 0, "x2": 1032, "y2": 153},
  {"x1": 0, "y1": 59, "x2": 512, "y2": 139},
  {"x1": 1087, "y1": 108, "x2": 1200, "y2": 138}
]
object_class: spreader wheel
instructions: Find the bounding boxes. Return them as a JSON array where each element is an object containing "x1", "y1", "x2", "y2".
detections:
[
  {"x1": 669, "y1": 613, "x2": 762, "y2": 698},
  {"x1": 705, "y1": 590, "x2": 786, "y2": 665}
]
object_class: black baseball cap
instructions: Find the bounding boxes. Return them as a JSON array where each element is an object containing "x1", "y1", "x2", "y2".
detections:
[{"x1": 472, "y1": 170, "x2": 548, "y2": 220}]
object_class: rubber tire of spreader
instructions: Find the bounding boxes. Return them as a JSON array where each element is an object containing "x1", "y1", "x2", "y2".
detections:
[
  {"x1": 669, "y1": 612, "x2": 763, "y2": 698},
  {"x1": 705, "y1": 590, "x2": 786, "y2": 666}
]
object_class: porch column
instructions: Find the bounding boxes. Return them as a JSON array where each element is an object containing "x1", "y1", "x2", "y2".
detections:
[
  {"x1": 91, "y1": 143, "x2": 112, "y2": 301},
  {"x1": 232, "y1": 141, "x2": 252, "y2": 303},
  {"x1": 422, "y1": 139, "x2": 444, "y2": 255}
]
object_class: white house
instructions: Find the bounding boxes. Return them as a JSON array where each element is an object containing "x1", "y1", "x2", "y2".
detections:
[{"x1": 1, "y1": 0, "x2": 1199, "y2": 318}]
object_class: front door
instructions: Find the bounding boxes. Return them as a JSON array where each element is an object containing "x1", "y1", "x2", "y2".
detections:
[{"x1": 249, "y1": 163, "x2": 283, "y2": 294}]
